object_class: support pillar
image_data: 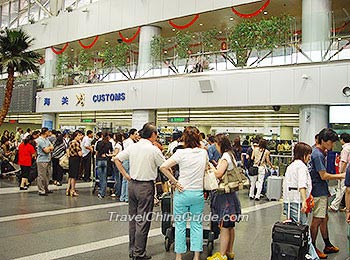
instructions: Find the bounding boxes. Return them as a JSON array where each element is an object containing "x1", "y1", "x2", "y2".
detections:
[
  {"x1": 132, "y1": 110, "x2": 156, "y2": 130},
  {"x1": 44, "y1": 48, "x2": 57, "y2": 89},
  {"x1": 302, "y1": 0, "x2": 331, "y2": 61},
  {"x1": 299, "y1": 105, "x2": 328, "y2": 145},
  {"x1": 137, "y1": 25, "x2": 161, "y2": 77}
]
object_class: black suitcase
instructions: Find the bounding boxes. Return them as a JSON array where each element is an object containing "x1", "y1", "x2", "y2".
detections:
[{"x1": 271, "y1": 187, "x2": 309, "y2": 260}]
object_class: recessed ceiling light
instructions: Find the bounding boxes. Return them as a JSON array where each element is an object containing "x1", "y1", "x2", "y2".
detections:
[
  {"x1": 338, "y1": 37, "x2": 342, "y2": 41},
  {"x1": 172, "y1": 28, "x2": 176, "y2": 31},
  {"x1": 71, "y1": 48, "x2": 74, "y2": 52},
  {"x1": 168, "y1": 39, "x2": 171, "y2": 42},
  {"x1": 219, "y1": 31, "x2": 222, "y2": 34},
  {"x1": 125, "y1": 37, "x2": 129, "y2": 40},
  {"x1": 229, "y1": 17, "x2": 234, "y2": 21},
  {"x1": 164, "y1": 50, "x2": 168, "y2": 54},
  {"x1": 105, "y1": 41, "x2": 109, "y2": 45},
  {"x1": 199, "y1": 23, "x2": 203, "y2": 26},
  {"x1": 192, "y1": 35, "x2": 196, "y2": 38},
  {"x1": 263, "y1": 11, "x2": 268, "y2": 15}
]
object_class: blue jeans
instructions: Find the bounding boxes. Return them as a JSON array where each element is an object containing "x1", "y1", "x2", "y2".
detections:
[
  {"x1": 113, "y1": 164, "x2": 122, "y2": 197},
  {"x1": 283, "y1": 203, "x2": 319, "y2": 260},
  {"x1": 96, "y1": 159, "x2": 108, "y2": 197},
  {"x1": 173, "y1": 190, "x2": 204, "y2": 254},
  {"x1": 120, "y1": 160, "x2": 129, "y2": 202}
]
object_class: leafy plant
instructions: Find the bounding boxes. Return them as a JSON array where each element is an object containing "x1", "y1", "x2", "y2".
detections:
[
  {"x1": 114, "y1": 42, "x2": 129, "y2": 68},
  {"x1": 0, "y1": 28, "x2": 41, "y2": 126},
  {"x1": 151, "y1": 35, "x2": 166, "y2": 62},
  {"x1": 201, "y1": 29, "x2": 220, "y2": 52},
  {"x1": 77, "y1": 50, "x2": 93, "y2": 72},
  {"x1": 175, "y1": 31, "x2": 192, "y2": 59},
  {"x1": 228, "y1": 15, "x2": 293, "y2": 67}
]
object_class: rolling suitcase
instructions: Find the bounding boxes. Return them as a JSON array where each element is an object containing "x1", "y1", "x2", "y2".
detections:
[
  {"x1": 266, "y1": 170, "x2": 283, "y2": 201},
  {"x1": 271, "y1": 187, "x2": 309, "y2": 260}
]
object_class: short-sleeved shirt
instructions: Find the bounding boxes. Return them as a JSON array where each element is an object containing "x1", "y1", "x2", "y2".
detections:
[
  {"x1": 18, "y1": 143, "x2": 36, "y2": 166},
  {"x1": 208, "y1": 144, "x2": 220, "y2": 163},
  {"x1": 95, "y1": 141, "x2": 113, "y2": 160},
  {"x1": 283, "y1": 159, "x2": 312, "y2": 203},
  {"x1": 117, "y1": 139, "x2": 165, "y2": 181},
  {"x1": 221, "y1": 151, "x2": 237, "y2": 171},
  {"x1": 309, "y1": 147, "x2": 328, "y2": 197},
  {"x1": 170, "y1": 147, "x2": 207, "y2": 190},
  {"x1": 36, "y1": 137, "x2": 52, "y2": 163},
  {"x1": 81, "y1": 136, "x2": 92, "y2": 157}
]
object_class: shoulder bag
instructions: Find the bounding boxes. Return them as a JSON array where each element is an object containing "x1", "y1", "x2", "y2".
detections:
[
  {"x1": 217, "y1": 152, "x2": 247, "y2": 193},
  {"x1": 248, "y1": 149, "x2": 265, "y2": 176},
  {"x1": 204, "y1": 163, "x2": 219, "y2": 191},
  {"x1": 59, "y1": 151, "x2": 69, "y2": 170}
]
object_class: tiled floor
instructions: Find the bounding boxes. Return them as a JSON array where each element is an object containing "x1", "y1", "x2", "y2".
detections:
[{"x1": 0, "y1": 175, "x2": 348, "y2": 260}]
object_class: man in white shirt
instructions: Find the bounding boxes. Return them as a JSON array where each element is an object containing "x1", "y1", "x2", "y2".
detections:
[
  {"x1": 329, "y1": 133, "x2": 350, "y2": 212},
  {"x1": 81, "y1": 130, "x2": 94, "y2": 182},
  {"x1": 115, "y1": 123, "x2": 165, "y2": 260}
]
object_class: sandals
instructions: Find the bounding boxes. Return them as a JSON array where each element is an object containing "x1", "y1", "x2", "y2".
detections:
[{"x1": 70, "y1": 191, "x2": 79, "y2": 197}]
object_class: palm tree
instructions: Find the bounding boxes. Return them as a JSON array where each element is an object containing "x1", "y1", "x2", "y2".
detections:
[{"x1": 0, "y1": 28, "x2": 41, "y2": 126}]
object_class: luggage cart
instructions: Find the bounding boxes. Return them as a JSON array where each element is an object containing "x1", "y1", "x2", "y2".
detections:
[{"x1": 161, "y1": 191, "x2": 220, "y2": 256}]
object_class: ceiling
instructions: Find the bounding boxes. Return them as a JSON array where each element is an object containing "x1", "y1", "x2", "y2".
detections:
[{"x1": 48, "y1": 0, "x2": 350, "y2": 57}]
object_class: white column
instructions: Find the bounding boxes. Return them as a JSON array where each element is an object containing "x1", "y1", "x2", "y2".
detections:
[
  {"x1": 44, "y1": 48, "x2": 57, "y2": 89},
  {"x1": 50, "y1": 0, "x2": 64, "y2": 16},
  {"x1": 42, "y1": 113, "x2": 56, "y2": 130},
  {"x1": 299, "y1": 105, "x2": 328, "y2": 145},
  {"x1": 302, "y1": 0, "x2": 331, "y2": 61},
  {"x1": 137, "y1": 25, "x2": 161, "y2": 77},
  {"x1": 132, "y1": 110, "x2": 156, "y2": 130}
]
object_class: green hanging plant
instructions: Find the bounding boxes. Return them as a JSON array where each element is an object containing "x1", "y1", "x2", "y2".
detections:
[
  {"x1": 151, "y1": 35, "x2": 166, "y2": 62},
  {"x1": 228, "y1": 15, "x2": 293, "y2": 67},
  {"x1": 201, "y1": 29, "x2": 220, "y2": 52},
  {"x1": 175, "y1": 31, "x2": 193, "y2": 59},
  {"x1": 114, "y1": 42, "x2": 129, "y2": 68}
]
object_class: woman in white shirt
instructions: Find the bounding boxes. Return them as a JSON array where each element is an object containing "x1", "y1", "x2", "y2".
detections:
[
  {"x1": 283, "y1": 142, "x2": 318, "y2": 259},
  {"x1": 160, "y1": 126, "x2": 207, "y2": 260},
  {"x1": 207, "y1": 134, "x2": 241, "y2": 260}
]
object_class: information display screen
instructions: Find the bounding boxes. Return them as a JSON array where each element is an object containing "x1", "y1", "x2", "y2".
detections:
[{"x1": 329, "y1": 106, "x2": 350, "y2": 123}]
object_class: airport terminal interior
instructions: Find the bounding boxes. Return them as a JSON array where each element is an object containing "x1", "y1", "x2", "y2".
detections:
[{"x1": 0, "y1": 0, "x2": 350, "y2": 259}]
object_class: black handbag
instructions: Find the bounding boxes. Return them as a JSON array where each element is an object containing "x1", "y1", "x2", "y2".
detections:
[{"x1": 248, "y1": 149, "x2": 265, "y2": 176}]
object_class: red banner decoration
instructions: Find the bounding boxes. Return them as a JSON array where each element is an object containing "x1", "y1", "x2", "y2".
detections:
[
  {"x1": 118, "y1": 27, "x2": 141, "y2": 43},
  {"x1": 78, "y1": 35, "x2": 99, "y2": 49},
  {"x1": 231, "y1": 0, "x2": 270, "y2": 19},
  {"x1": 51, "y1": 43, "x2": 69, "y2": 55},
  {"x1": 332, "y1": 20, "x2": 350, "y2": 33},
  {"x1": 169, "y1": 14, "x2": 200, "y2": 30}
]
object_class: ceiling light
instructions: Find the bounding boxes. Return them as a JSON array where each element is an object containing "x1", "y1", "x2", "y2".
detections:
[
  {"x1": 172, "y1": 28, "x2": 176, "y2": 31},
  {"x1": 105, "y1": 41, "x2": 109, "y2": 45},
  {"x1": 71, "y1": 48, "x2": 74, "y2": 52},
  {"x1": 219, "y1": 31, "x2": 222, "y2": 34},
  {"x1": 192, "y1": 35, "x2": 196, "y2": 38},
  {"x1": 164, "y1": 50, "x2": 168, "y2": 54},
  {"x1": 263, "y1": 11, "x2": 268, "y2": 15},
  {"x1": 199, "y1": 23, "x2": 203, "y2": 26},
  {"x1": 338, "y1": 37, "x2": 342, "y2": 41},
  {"x1": 168, "y1": 39, "x2": 171, "y2": 42},
  {"x1": 229, "y1": 17, "x2": 234, "y2": 21},
  {"x1": 125, "y1": 37, "x2": 129, "y2": 40}
]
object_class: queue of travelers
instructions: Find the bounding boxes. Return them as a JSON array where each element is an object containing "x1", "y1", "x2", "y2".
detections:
[{"x1": 1, "y1": 124, "x2": 350, "y2": 260}]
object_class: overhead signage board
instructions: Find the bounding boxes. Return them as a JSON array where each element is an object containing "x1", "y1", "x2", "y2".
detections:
[
  {"x1": 167, "y1": 117, "x2": 190, "y2": 123},
  {"x1": 0, "y1": 80, "x2": 37, "y2": 113},
  {"x1": 329, "y1": 106, "x2": 350, "y2": 123}
]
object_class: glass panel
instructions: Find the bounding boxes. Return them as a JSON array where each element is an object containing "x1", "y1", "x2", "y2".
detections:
[
  {"x1": 18, "y1": 0, "x2": 29, "y2": 26},
  {"x1": 9, "y1": 0, "x2": 19, "y2": 28},
  {"x1": 1, "y1": 3, "x2": 9, "y2": 28}
]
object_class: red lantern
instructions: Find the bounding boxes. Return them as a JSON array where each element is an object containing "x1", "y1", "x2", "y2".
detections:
[
  {"x1": 39, "y1": 58, "x2": 45, "y2": 65},
  {"x1": 221, "y1": 42, "x2": 227, "y2": 50}
]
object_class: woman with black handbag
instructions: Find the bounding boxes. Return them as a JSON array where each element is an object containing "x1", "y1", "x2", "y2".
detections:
[{"x1": 207, "y1": 134, "x2": 241, "y2": 260}]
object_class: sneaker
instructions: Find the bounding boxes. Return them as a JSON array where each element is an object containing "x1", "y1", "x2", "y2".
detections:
[
  {"x1": 207, "y1": 252, "x2": 227, "y2": 260},
  {"x1": 111, "y1": 194, "x2": 116, "y2": 197},
  {"x1": 315, "y1": 248, "x2": 328, "y2": 259},
  {"x1": 97, "y1": 194, "x2": 104, "y2": 200},
  {"x1": 323, "y1": 245, "x2": 339, "y2": 254},
  {"x1": 226, "y1": 252, "x2": 235, "y2": 260}
]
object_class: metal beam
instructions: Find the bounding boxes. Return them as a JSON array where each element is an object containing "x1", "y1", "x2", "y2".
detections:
[{"x1": 32, "y1": 0, "x2": 52, "y2": 17}]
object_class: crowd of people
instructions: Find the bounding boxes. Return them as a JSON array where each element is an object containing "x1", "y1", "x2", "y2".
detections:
[{"x1": 1, "y1": 125, "x2": 350, "y2": 260}]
